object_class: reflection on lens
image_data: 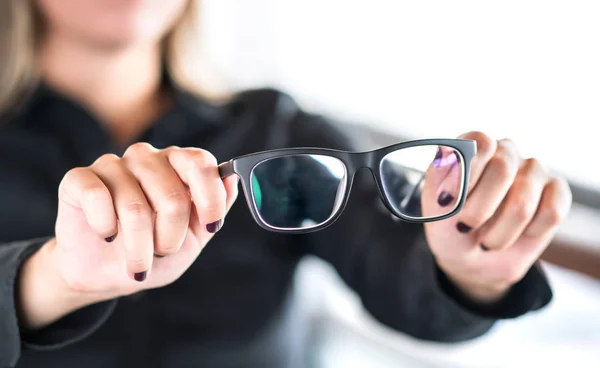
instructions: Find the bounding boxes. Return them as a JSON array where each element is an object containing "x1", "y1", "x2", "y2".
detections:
[
  {"x1": 250, "y1": 154, "x2": 347, "y2": 230},
  {"x1": 380, "y1": 145, "x2": 464, "y2": 219}
]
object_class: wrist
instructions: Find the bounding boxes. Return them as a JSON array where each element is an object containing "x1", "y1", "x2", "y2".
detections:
[
  {"x1": 17, "y1": 238, "x2": 106, "y2": 330},
  {"x1": 437, "y1": 262, "x2": 512, "y2": 305},
  {"x1": 451, "y1": 278, "x2": 511, "y2": 305}
]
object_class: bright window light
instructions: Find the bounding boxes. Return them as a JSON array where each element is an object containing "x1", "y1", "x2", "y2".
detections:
[{"x1": 203, "y1": 0, "x2": 600, "y2": 188}]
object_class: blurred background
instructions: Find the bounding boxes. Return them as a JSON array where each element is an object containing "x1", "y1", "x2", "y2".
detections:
[{"x1": 194, "y1": 1, "x2": 600, "y2": 367}]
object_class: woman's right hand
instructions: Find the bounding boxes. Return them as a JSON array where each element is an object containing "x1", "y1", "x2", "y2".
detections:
[
  {"x1": 52, "y1": 143, "x2": 239, "y2": 297},
  {"x1": 19, "y1": 144, "x2": 239, "y2": 329}
]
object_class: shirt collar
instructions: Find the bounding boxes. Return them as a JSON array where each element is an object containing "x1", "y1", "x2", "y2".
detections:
[
  {"x1": 3, "y1": 69, "x2": 228, "y2": 166},
  {"x1": 7, "y1": 67, "x2": 225, "y2": 130}
]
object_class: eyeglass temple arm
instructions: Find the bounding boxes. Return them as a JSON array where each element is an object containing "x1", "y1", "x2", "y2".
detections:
[
  {"x1": 218, "y1": 160, "x2": 235, "y2": 179},
  {"x1": 399, "y1": 170, "x2": 425, "y2": 211}
]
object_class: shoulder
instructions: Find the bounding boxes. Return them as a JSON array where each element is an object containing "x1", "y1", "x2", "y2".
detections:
[
  {"x1": 185, "y1": 87, "x2": 301, "y2": 134},
  {"x1": 227, "y1": 87, "x2": 302, "y2": 124},
  {"x1": 225, "y1": 87, "x2": 362, "y2": 151}
]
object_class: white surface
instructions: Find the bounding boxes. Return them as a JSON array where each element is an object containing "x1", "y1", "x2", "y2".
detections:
[
  {"x1": 201, "y1": 0, "x2": 600, "y2": 188},
  {"x1": 294, "y1": 257, "x2": 600, "y2": 368}
]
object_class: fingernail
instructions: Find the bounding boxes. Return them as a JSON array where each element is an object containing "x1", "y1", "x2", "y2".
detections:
[
  {"x1": 154, "y1": 254, "x2": 165, "y2": 258},
  {"x1": 480, "y1": 244, "x2": 490, "y2": 251},
  {"x1": 437, "y1": 191, "x2": 454, "y2": 207},
  {"x1": 206, "y1": 219, "x2": 223, "y2": 233},
  {"x1": 134, "y1": 271, "x2": 147, "y2": 282},
  {"x1": 105, "y1": 235, "x2": 116, "y2": 243},
  {"x1": 456, "y1": 222, "x2": 472, "y2": 233},
  {"x1": 433, "y1": 147, "x2": 443, "y2": 168}
]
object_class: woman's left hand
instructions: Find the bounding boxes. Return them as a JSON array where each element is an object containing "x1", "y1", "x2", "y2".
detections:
[{"x1": 423, "y1": 131, "x2": 572, "y2": 304}]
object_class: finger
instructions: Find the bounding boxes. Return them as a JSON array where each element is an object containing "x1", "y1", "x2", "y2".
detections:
[
  {"x1": 223, "y1": 174, "x2": 240, "y2": 217},
  {"x1": 421, "y1": 147, "x2": 462, "y2": 217},
  {"x1": 168, "y1": 148, "x2": 227, "y2": 233},
  {"x1": 457, "y1": 131, "x2": 497, "y2": 192},
  {"x1": 124, "y1": 144, "x2": 191, "y2": 257},
  {"x1": 477, "y1": 158, "x2": 547, "y2": 250},
  {"x1": 433, "y1": 147, "x2": 462, "y2": 208},
  {"x1": 455, "y1": 139, "x2": 520, "y2": 232},
  {"x1": 94, "y1": 159, "x2": 154, "y2": 281},
  {"x1": 187, "y1": 172, "x2": 240, "y2": 239},
  {"x1": 58, "y1": 166, "x2": 118, "y2": 239},
  {"x1": 523, "y1": 176, "x2": 572, "y2": 239}
]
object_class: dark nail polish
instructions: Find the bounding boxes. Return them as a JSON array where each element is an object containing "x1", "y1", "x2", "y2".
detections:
[
  {"x1": 105, "y1": 235, "x2": 116, "y2": 243},
  {"x1": 206, "y1": 219, "x2": 223, "y2": 233},
  {"x1": 154, "y1": 254, "x2": 165, "y2": 258},
  {"x1": 480, "y1": 244, "x2": 490, "y2": 251},
  {"x1": 456, "y1": 222, "x2": 472, "y2": 233},
  {"x1": 433, "y1": 148, "x2": 443, "y2": 168},
  {"x1": 134, "y1": 271, "x2": 147, "y2": 282},
  {"x1": 437, "y1": 191, "x2": 454, "y2": 207}
]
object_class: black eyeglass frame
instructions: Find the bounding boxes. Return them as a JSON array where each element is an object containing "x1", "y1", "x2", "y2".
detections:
[{"x1": 219, "y1": 138, "x2": 476, "y2": 234}]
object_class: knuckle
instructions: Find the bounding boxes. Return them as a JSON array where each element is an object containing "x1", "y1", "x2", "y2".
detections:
[
  {"x1": 498, "y1": 138, "x2": 516, "y2": 148},
  {"x1": 82, "y1": 185, "x2": 111, "y2": 204},
  {"x1": 505, "y1": 180, "x2": 538, "y2": 221},
  {"x1": 124, "y1": 142, "x2": 156, "y2": 157},
  {"x1": 465, "y1": 131, "x2": 496, "y2": 157},
  {"x1": 552, "y1": 176, "x2": 573, "y2": 203},
  {"x1": 494, "y1": 142, "x2": 512, "y2": 159},
  {"x1": 522, "y1": 157, "x2": 544, "y2": 175},
  {"x1": 65, "y1": 166, "x2": 87, "y2": 177},
  {"x1": 123, "y1": 201, "x2": 153, "y2": 224},
  {"x1": 161, "y1": 191, "x2": 191, "y2": 218},
  {"x1": 497, "y1": 138, "x2": 516, "y2": 153},
  {"x1": 541, "y1": 205, "x2": 563, "y2": 227},
  {"x1": 540, "y1": 178, "x2": 571, "y2": 226},
  {"x1": 61, "y1": 167, "x2": 85, "y2": 186},
  {"x1": 188, "y1": 149, "x2": 218, "y2": 170},
  {"x1": 506, "y1": 197, "x2": 536, "y2": 222},
  {"x1": 497, "y1": 139, "x2": 520, "y2": 158},
  {"x1": 488, "y1": 156, "x2": 515, "y2": 181},
  {"x1": 93, "y1": 153, "x2": 120, "y2": 166}
]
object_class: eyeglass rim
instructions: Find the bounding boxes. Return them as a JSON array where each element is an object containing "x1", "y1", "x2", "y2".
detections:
[{"x1": 218, "y1": 138, "x2": 477, "y2": 233}]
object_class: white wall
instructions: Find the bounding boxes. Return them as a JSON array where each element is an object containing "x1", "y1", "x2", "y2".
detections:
[{"x1": 202, "y1": 0, "x2": 600, "y2": 188}]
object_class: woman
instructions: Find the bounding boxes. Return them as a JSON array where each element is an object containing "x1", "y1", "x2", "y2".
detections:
[{"x1": 0, "y1": 1, "x2": 572, "y2": 367}]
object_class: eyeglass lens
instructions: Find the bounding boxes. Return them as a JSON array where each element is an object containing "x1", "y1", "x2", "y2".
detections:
[
  {"x1": 249, "y1": 145, "x2": 465, "y2": 230},
  {"x1": 250, "y1": 154, "x2": 347, "y2": 230},
  {"x1": 380, "y1": 145, "x2": 464, "y2": 219}
]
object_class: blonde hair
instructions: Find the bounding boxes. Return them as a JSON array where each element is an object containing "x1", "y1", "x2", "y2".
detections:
[{"x1": 0, "y1": 0, "x2": 226, "y2": 115}]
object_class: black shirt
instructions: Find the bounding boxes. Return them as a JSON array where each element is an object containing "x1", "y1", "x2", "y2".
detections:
[{"x1": 0, "y1": 82, "x2": 552, "y2": 368}]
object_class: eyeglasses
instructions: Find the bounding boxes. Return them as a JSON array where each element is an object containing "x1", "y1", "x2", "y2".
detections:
[{"x1": 218, "y1": 138, "x2": 476, "y2": 233}]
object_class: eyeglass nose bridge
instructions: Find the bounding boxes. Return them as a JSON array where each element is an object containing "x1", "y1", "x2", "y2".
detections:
[{"x1": 347, "y1": 150, "x2": 379, "y2": 173}]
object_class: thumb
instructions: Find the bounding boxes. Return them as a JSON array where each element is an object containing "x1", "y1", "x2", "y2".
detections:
[{"x1": 223, "y1": 175, "x2": 240, "y2": 213}]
